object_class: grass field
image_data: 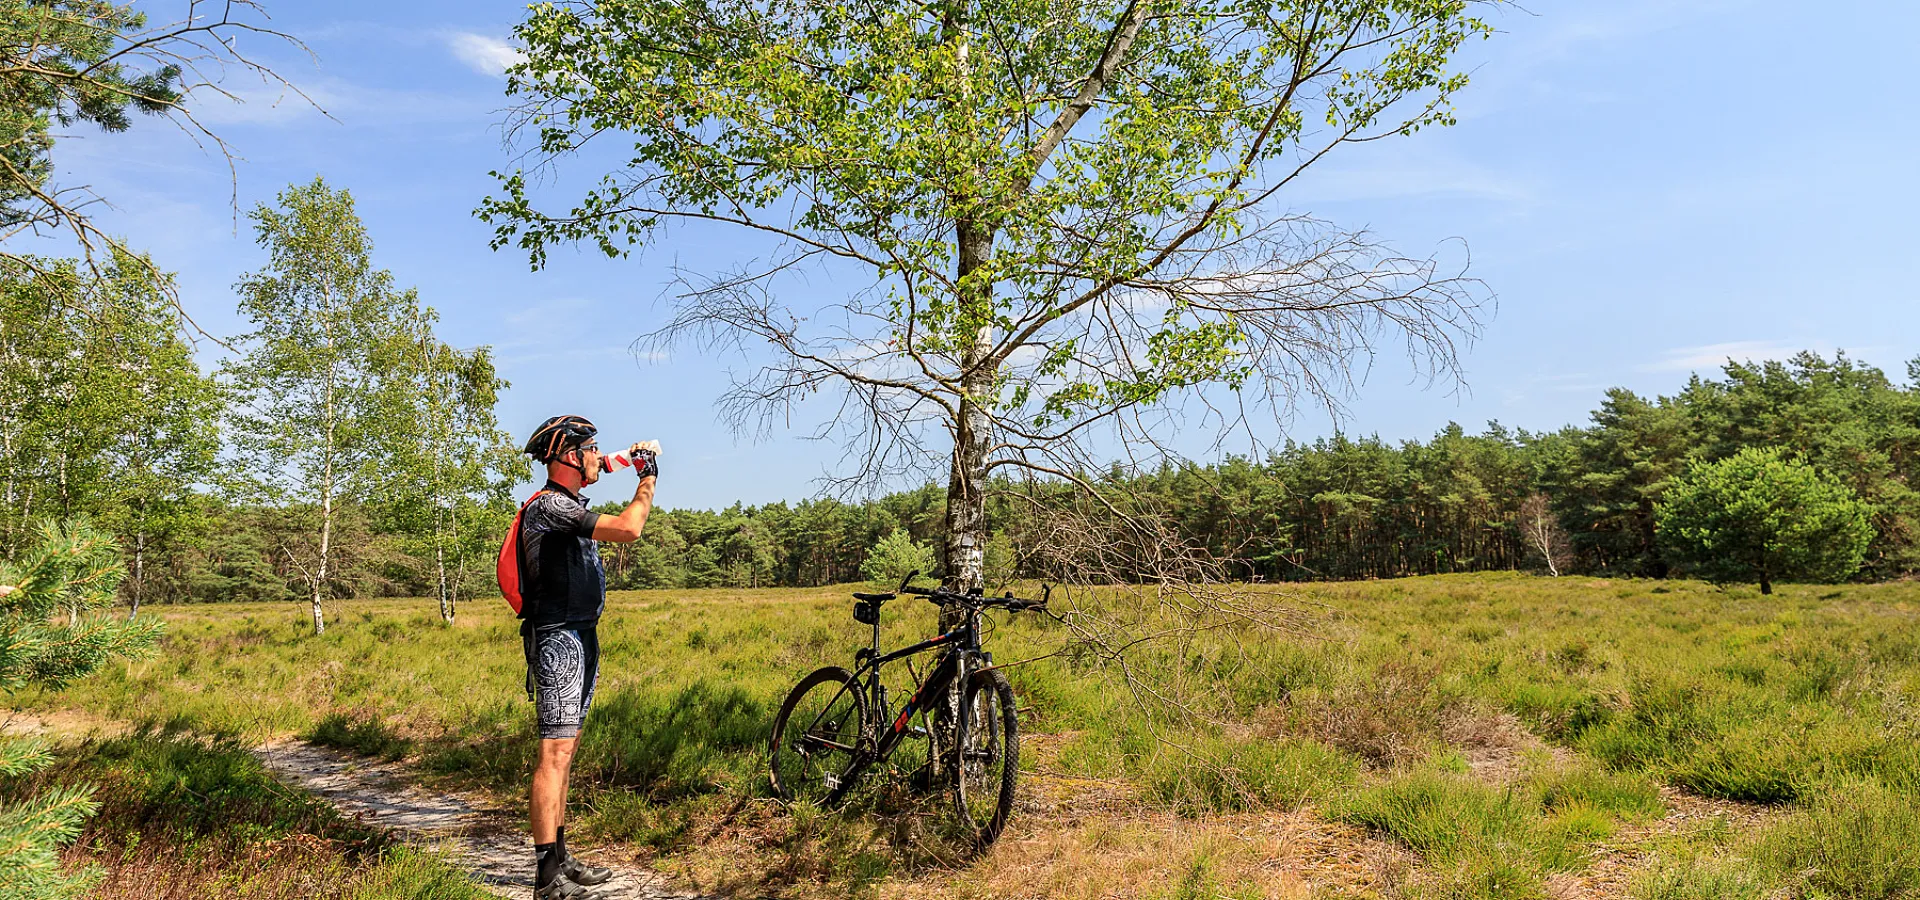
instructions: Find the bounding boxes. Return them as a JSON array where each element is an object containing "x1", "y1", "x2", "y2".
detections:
[{"x1": 19, "y1": 573, "x2": 1920, "y2": 899}]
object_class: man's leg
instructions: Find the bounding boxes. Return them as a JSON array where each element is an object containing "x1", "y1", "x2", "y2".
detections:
[{"x1": 531, "y1": 735, "x2": 579, "y2": 844}]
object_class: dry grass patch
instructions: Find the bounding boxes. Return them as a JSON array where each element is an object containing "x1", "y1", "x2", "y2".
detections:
[{"x1": 898, "y1": 810, "x2": 1401, "y2": 900}]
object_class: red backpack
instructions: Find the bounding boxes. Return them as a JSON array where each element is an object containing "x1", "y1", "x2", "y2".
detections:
[{"x1": 496, "y1": 490, "x2": 550, "y2": 615}]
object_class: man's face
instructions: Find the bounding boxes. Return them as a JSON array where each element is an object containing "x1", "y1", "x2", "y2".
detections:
[{"x1": 578, "y1": 442, "x2": 603, "y2": 485}]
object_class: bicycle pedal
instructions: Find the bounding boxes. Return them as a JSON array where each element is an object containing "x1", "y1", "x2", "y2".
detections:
[
  {"x1": 823, "y1": 774, "x2": 841, "y2": 790},
  {"x1": 906, "y1": 725, "x2": 929, "y2": 738}
]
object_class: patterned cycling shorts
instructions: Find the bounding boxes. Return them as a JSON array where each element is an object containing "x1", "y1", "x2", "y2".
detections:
[{"x1": 523, "y1": 623, "x2": 599, "y2": 740}]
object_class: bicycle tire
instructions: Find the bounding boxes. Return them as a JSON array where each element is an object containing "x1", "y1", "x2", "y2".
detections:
[
  {"x1": 769, "y1": 666, "x2": 867, "y2": 806},
  {"x1": 951, "y1": 667, "x2": 1018, "y2": 846}
]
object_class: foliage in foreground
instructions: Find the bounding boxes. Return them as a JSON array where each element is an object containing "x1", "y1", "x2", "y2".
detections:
[
  {"x1": 0, "y1": 519, "x2": 160, "y2": 898},
  {"x1": 0, "y1": 728, "x2": 486, "y2": 900}
]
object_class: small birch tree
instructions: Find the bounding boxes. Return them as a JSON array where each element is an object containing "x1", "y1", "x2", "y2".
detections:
[
  {"x1": 1517, "y1": 493, "x2": 1570, "y2": 577},
  {"x1": 372, "y1": 306, "x2": 519, "y2": 623},
  {"x1": 225, "y1": 178, "x2": 416, "y2": 634}
]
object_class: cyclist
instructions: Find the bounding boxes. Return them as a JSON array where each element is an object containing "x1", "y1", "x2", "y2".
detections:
[{"x1": 514, "y1": 414, "x2": 658, "y2": 900}]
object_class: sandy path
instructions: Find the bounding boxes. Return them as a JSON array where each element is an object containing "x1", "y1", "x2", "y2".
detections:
[{"x1": 253, "y1": 740, "x2": 711, "y2": 899}]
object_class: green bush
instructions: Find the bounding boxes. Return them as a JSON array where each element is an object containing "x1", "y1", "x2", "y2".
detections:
[
  {"x1": 1669, "y1": 734, "x2": 1800, "y2": 804},
  {"x1": 1530, "y1": 763, "x2": 1664, "y2": 819},
  {"x1": 1337, "y1": 767, "x2": 1520, "y2": 855},
  {"x1": 1337, "y1": 757, "x2": 1666, "y2": 895},
  {"x1": 575, "y1": 679, "x2": 768, "y2": 798},
  {"x1": 1631, "y1": 857, "x2": 1765, "y2": 900},
  {"x1": 310, "y1": 712, "x2": 414, "y2": 761}
]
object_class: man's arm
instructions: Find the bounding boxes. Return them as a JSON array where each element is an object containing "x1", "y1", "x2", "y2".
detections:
[{"x1": 592, "y1": 476, "x2": 655, "y2": 543}]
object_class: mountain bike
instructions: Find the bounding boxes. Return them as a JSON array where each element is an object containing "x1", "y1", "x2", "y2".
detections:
[{"x1": 767, "y1": 572, "x2": 1049, "y2": 847}]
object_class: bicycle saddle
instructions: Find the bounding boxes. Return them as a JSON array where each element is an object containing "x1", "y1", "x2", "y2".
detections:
[{"x1": 851, "y1": 592, "x2": 894, "y2": 602}]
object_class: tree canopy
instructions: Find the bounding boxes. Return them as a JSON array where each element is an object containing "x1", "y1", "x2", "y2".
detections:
[
  {"x1": 1, "y1": 0, "x2": 306, "y2": 319},
  {"x1": 1655, "y1": 446, "x2": 1873, "y2": 595},
  {"x1": 483, "y1": 0, "x2": 1498, "y2": 595}
]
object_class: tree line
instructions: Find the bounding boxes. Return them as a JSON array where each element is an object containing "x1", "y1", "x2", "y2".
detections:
[
  {"x1": 589, "y1": 351, "x2": 1915, "y2": 590},
  {"x1": 9, "y1": 247, "x2": 1905, "y2": 605}
]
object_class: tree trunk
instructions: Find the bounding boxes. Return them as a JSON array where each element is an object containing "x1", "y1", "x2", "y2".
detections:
[
  {"x1": 1760, "y1": 574, "x2": 1772, "y2": 595},
  {"x1": 938, "y1": 5, "x2": 990, "y2": 614},
  {"x1": 130, "y1": 528, "x2": 145, "y2": 620},
  {"x1": 940, "y1": 211, "x2": 994, "y2": 632},
  {"x1": 436, "y1": 526, "x2": 451, "y2": 623},
  {"x1": 943, "y1": 384, "x2": 991, "y2": 593},
  {"x1": 0, "y1": 414, "x2": 14, "y2": 556},
  {"x1": 447, "y1": 499, "x2": 462, "y2": 622},
  {"x1": 314, "y1": 373, "x2": 335, "y2": 637}
]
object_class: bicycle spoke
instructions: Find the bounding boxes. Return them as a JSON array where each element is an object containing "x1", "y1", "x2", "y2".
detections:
[
  {"x1": 952, "y1": 670, "x2": 1018, "y2": 845},
  {"x1": 770, "y1": 669, "x2": 866, "y2": 806}
]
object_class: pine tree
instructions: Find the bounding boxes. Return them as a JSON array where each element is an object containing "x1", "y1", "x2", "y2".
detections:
[
  {"x1": 0, "y1": 518, "x2": 161, "y2": 897},
  {"x1": 862, "y1": 529, "x2": 939, "y2": 590}
]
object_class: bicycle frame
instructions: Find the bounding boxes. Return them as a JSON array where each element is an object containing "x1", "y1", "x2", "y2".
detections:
[{"x1": 798, "y1": 603, "x2": 982, "y2": 767}]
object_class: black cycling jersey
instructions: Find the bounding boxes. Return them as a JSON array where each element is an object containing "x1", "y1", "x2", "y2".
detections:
[{"x1": 515, "y1": 481, "x2": 606, "y2": 627}]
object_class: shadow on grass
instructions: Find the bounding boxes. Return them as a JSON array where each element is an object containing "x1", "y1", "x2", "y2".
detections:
[
  {"x1": 309, "y1": 712, "x2": 414, "y2": 761},
  {"x1": 417, "y1": 678, "x2": 768, "y2": 801}
]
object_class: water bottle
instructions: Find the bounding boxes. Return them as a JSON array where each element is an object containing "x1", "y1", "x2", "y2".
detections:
[{"x1": 599, "y1": 441, "x2": 661, "y2": 475}]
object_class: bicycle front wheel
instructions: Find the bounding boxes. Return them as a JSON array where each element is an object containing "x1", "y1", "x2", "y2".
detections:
[
  {"x1": 769, "y1": 666, "x2": 867, "y2": 806},
  {"x1": 951, "y1": 667, "x2": 1019, "y2": 845}
]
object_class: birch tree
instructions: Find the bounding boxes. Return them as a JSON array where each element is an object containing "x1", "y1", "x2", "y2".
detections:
[
  {"x1": 1517, "y1": 493, "x2": 1569, "y2": 577},
  {"x1": 225, "y1": 178, "x2": 414, "y2": 635},
  {"x1": 482, "y1": 0, "x2": 1496, "y2": 604},
  {"x1": 0, "y1": 253, "x2": 218, "y2": 600},
  {"x1": 372, "y1": 305, "x2": 518, "y2": 624}
]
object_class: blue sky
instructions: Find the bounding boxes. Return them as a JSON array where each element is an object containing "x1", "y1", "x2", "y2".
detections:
[{"x1": 41, "y1": 0, "x2": 1920, "y2": 510}]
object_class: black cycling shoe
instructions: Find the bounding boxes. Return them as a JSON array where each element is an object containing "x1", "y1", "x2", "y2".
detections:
[
  {"x1": 534, "y1": 872, "x2": 610, "y2": 900},
  {"x1": 562, "y1": 855, "x2": 613, "y2": 887}
]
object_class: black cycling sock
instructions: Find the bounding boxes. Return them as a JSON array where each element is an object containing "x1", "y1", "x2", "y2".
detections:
[
  {"x1": 556, "y1": 826, "x2": 570, "y2": 861},
  {"x1": 535, "y1": 842, "x2": 562, "y2": 886}
]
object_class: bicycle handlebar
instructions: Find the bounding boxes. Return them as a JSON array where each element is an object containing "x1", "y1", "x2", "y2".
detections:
[{"x1": 894, "y1": 572, "x2": 1050, "y2": 613}]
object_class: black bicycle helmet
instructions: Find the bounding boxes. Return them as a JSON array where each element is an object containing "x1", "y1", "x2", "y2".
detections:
[{"x1": 523, "y1": 415, "x2": 598, "y2": 463}]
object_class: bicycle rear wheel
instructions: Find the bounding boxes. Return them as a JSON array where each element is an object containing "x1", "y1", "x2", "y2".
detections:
[
  {"x1": 769, "y1": 666, "x2": 867, "y2": 806},
  {"x1": 951, "y1": 667, "x2": 1019, "y2": 845}
]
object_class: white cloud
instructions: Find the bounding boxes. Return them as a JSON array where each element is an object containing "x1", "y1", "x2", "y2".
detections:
[
  {"x1": 1639, "y1": 340, "x2": 1825, "y2": 374},
  {"x1": 446, "y1": 32, "x2": 525, "y2": 78},
  {"x1": 181, "y1": 75, "x2": 489, "y2": 129}
]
